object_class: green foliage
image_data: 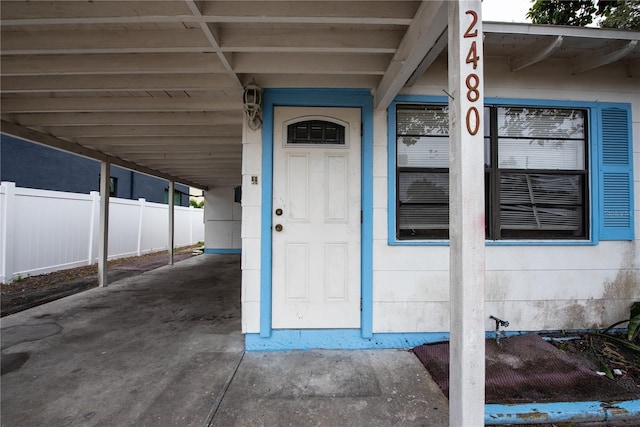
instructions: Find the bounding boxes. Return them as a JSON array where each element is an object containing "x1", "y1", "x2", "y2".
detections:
[
  {"x1": 527, "y1": 0, "x2": 640, "y2": 30},
  {"x1": 628, "y1": 302, "x2": 640, "y2": 341},
  {"x1": 599, "y1": 302, "x2": 640, "y2": 354},
  {"x1": 189, "y1": 198, "x2": 204, "y2": 208},
  {"x1": 527, "y1": 0, "x2": 597, "y2": 26},
  {"x1": 600, "y1": 1, "x2": 640, "y2": 30}
]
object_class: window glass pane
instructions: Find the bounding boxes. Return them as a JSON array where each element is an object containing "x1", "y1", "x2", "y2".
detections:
[
  {"x1": 500, "y1": 173, "x2": 583, "y2": 205},
  {"x1": 310, "y1": 124, "x2": 323, "y2": 141},
  {"x1": 397, "y1": 171, "x2": 449, "y2": 238},
  {"x1": 394, "y1": 103, "x2": 588, "y2": 241},
  {"x1": 498, "y1": 107, "x2": 585, "y2": 139},
  {"x1": 484, "y1": 106, "x2": 491, "y2": 137},
  {"x1": 398, "y1": 172, "x2": 449, "y2": 203},
  {"x1": 398, "y1": 206, "x2": 449, "y2": 236},
  {"x1": 397, "y1": 105, "x2": 449, "y2": 136},
  {"x1": 294, "y1": 124, "x2": 308, "y2": 141},
  {"x1": 498, "y1": 139, "x2": 585, "y2": 170},
  {"x1": 499, "y1": 173, "x2": 585, "y2": 237},
  {"x1": 398, "y1": 136, "x2": 449, "y2": 168},
  {"x1": 485, "y1": 137, "x2": 491, "y2": 167},
  {"x1": 287, "y1": 120, "x2": 345, "y2": 144}
]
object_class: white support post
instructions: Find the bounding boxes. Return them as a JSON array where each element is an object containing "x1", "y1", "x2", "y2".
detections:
[
  {"x1": 448, "y1": 1, "x2": 486, "y2": 426},
  {"x1": 168, "y1": 181, "x2": 175, "y2": 265},
  {"x1": 189, "y1": 205, "x2": 194, "y2": 245},
  {"x1": 0, "y1": 182, "x2": 17, "y2": 284},
  {"x1": 98, "y1": 161, "x2": 110, "y2": 287},
  {"x1": 137, "y1": 198, "x2": 146, "y2": 256},
  {"x1": 87, "y1": 191, "x2": 100, "y2": 265}
]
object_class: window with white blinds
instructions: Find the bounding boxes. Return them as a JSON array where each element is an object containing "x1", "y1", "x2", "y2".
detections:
[{"x1": 395, "y1": 104, "x2": 588, "y2": 240}]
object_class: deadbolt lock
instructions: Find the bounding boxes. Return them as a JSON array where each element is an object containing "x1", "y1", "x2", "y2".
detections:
[{"x1": 275, "y1": 208, "x2": 283, "y2": 216}]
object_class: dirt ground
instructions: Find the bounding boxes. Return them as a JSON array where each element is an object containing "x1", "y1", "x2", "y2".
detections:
[
  {"x1": 544, "y1": 331, "x2": 640, "y2": 394},
  {"x1": 0, "y1": 245, "x2": 200, "y2": 316}
]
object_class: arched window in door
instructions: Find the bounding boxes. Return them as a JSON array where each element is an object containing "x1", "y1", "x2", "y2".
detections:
[{"x1": 286, "y1": 119, "x2": 346, "y2": 145}]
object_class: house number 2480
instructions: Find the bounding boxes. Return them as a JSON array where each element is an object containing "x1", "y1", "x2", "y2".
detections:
[{"x1": 464, "y1": 10, "x2": 481, "y2": 136}]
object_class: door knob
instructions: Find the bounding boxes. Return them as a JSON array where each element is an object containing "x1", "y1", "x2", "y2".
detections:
[{"x1": 275, "y1": 224, "x2": 283, "y2": 232}]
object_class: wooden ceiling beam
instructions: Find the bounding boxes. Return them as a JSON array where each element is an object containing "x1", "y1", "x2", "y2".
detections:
[
  {"x1": 509, "y1": 36, "x2": 564, "y2": 72},
  {"x1": 1, "y1": 96, "x2": 242, "y2": 113},
  {"x1": 221, "y1": 27, "x2": 403, "y2": 54},
  {"x1": 1, "y1": 74, "x2": 239, "y2": 93},
  {"x1": 375, "y1": 0, "x2": 447, "y2": 110},
  {"x1": 0, "y1": 1, "x2": 192, "y2": 22},
  {"x1": 124, "y1": 154, "x2": 241, "y2": 162},
  {"x1": 0, "y1": 53, "x2": 227, "y2": 76},
  {"x1": 74, "y1": 136, "x2": 241, "y2": 147},
  {"x1": 572, "y1": 40, "x2": 638, "y2": 74},
  {"x1": 4, "y1": 112, "x2": 242, "y2": 127},
  {"x1": 1, "y1": 1, "x2": 417, "y2": 26},
  {"x1": 233, "y1": 52, "x2": 390, "y2": 75},
  {"x1": 201, "y1": 1, "x2": 417, "y2": 25},
  {"x1": 405, "y1": 25, "x2": 447, "y2": 86},
  {"x1": 184, "y1": 0, "x2": 241, "y2": 87},
  {"x1": 1, "y1": 29, "x2": 212, "y2": 55},
  {"x1": 82, "y1": 146, "x2": 240, "y2": 155},
  {"x1": 40, "y1": 124, "x2": 241, "y2": 138}
]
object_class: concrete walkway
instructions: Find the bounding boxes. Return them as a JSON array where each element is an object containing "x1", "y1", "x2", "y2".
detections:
[{"x1": 1, "y1": 254, "x2": 449, "y2": 427}]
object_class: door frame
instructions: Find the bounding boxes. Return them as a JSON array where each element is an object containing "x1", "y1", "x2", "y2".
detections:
[{"x1": 259, "y1": 89, "x2": 374, "y2": 338}]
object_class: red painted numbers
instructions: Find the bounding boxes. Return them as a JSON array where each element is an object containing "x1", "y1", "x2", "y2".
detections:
[{"x1": 464, "y1": 10, "x2": 481, "y2": 136}]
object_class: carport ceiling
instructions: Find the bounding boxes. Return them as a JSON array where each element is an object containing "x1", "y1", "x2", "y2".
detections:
[{"x1": 1, "y1": 1, "x2": 639, "y2": 190}]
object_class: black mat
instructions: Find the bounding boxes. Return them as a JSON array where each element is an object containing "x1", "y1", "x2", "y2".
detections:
[{"x1": 413, "y1": 333, "x2": 639, "y2": 404}]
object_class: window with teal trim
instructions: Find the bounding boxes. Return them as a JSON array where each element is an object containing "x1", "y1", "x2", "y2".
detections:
[{"x1": 395, "y1": 104, "x2": 589, "y2": 240}]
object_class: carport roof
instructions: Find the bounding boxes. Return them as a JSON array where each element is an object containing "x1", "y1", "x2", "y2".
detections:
[{"x1": 1, "y1": 1, "x2": 639, "y2": 190}]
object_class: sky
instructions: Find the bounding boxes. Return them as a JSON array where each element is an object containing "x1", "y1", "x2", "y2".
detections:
[{"x1": 481, "y1": 0, "x2": 533, "y2": 23}]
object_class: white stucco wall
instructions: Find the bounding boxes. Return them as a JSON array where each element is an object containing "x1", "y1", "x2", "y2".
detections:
[
  {"x1": 204, "y1": 186, "x2": 241, "y2": 250},
  {"x1": 240, "y1": 56, "x2": 639, "y2": 336},
  {"x1": 371, "y1": 55, "x2": 640, "y2": 333},
  {"x1": 240, "y1": 121, "x2": 263, "y2": 333}
]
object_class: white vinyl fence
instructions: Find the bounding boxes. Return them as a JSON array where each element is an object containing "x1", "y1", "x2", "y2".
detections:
[{"x1": 0, "y1": 182, "x2": 204, "y2": 283}]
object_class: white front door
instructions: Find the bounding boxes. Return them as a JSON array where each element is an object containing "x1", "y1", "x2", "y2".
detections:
[{"x1": 272, "y1": 107, "x2": 361, "y2": 329}]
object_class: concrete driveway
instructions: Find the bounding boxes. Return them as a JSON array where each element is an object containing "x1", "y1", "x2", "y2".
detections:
[{"x1": 1, "y1": 254, "x2": 449, "y2": 426}]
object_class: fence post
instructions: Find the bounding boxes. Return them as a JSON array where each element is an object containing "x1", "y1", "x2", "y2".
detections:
[
  {"x1": 0, "y1": 182, "x2": 17, "y2": 283},
  {"x1": 189, "y1": 205, "x2": 195, "y2": 245},
  {"x1": 137, "y1": 198, "x2": 146, "y2": 256},
  {"x1": 168, "y1": 181, "x2": 175, "y2": 265},
  {"x1": 87, "y1": 191, "x2": 100, "y2": 265}
]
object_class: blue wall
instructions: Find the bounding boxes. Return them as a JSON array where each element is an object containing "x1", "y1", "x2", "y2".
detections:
[{"x1": 0, "y1": 134, "x2": 190, "y2": 206}]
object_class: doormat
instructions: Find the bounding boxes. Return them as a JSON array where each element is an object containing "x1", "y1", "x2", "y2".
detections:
[{"x1": 413, "y1": 333, "x2": 639, "y2": 404}]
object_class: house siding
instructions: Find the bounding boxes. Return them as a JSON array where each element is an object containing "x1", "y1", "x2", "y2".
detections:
[
  {"x1": 241, "y1": 56, "x2": 639, "y2": 347},
  {"x1": 372, "y1": 56, "x2": 639, "y2": 334}
]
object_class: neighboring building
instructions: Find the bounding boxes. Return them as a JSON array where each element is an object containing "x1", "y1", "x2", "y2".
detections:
[{"x1": 0, "y1": 134, "x2": 190, "y2": 206}]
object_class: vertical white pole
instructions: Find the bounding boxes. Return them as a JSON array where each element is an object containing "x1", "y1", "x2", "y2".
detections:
[
  {"x1": 448, "y1": 1, "x2": 486, "y2": 426},
  {"x1": 0, "y1": 182, "x2": 16, "y2": 283},
  {"x1": 137, "y1": 198, "x2": 145, "y2": 256},
  {"x1": 98, "y1": 161, "x2": 110, "y2": 287},
  {"x1": 88, "y1": 191, "x2": 99, "y2": 265},
  {"x1": 168, "y1": 181, "x2": 175, "y2": 265},
  {"x1": 189, "y1": 205, "x2": 194, "y2": 245}
]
